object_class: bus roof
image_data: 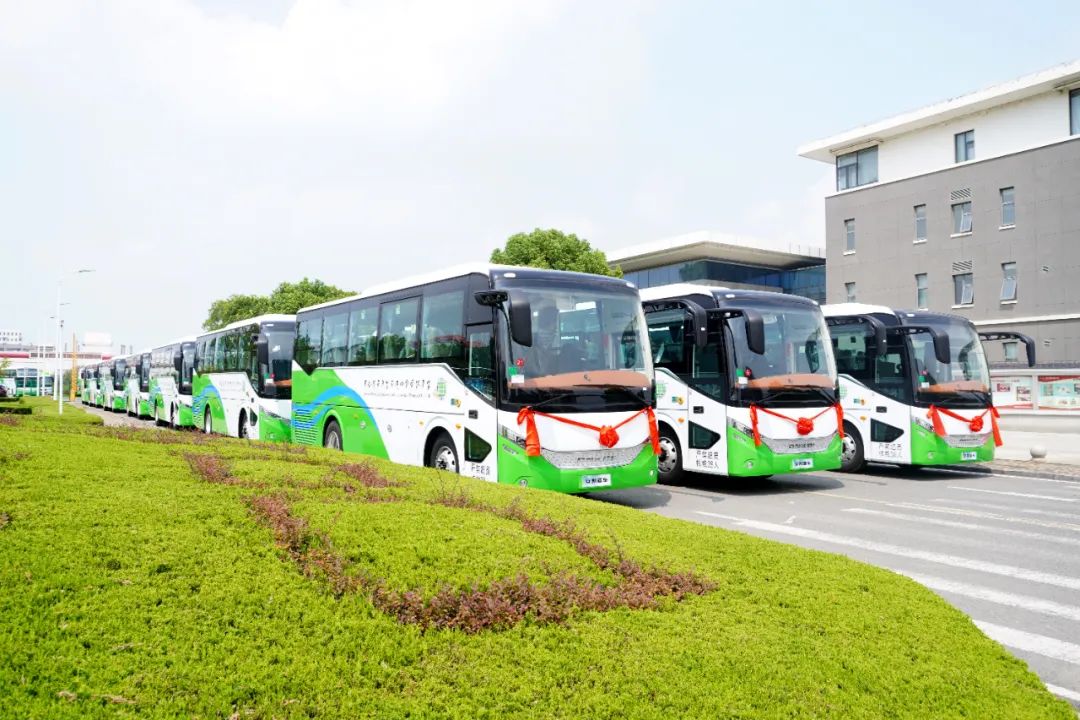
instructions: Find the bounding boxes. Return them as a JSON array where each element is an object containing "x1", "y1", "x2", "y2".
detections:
[
  {"x1": 196, "y1": 314, "x2": 296, "y2": 340},
  {"x1": 640, "y1": 283, "x2": 819, "y2": 308},
  {"x1": 298, "y1": 263, "x2": 638, "y2": 315},
  {"x1": 150, "y1": 335, "x2": 197, "y2": 351},
  {"x1": 821, "y1": 302, "x2": 897, "y2": 318}
]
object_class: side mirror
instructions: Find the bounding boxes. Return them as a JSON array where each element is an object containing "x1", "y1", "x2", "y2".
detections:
[
  {"x1": 744, "y1": 309, "x2": 766, "y2": 356},
  {"x1": 256, "y1": 337, "x2": 269, "y2": 366},
  {"x1": 508, "y1": 292, "x2": 532, "y2": 348},
  {"x1": 644, "y1": 299, "x2": 709, "y2": 347},
  {"x1": 173, "y1": 350, "x2": 183, "y2": 373},
  {"x1": 979, "y1": 331, "x2": 1036, "y2": 367},
  {"x1": 931, "y1": 329, "x2": 951, "y2": 365}
]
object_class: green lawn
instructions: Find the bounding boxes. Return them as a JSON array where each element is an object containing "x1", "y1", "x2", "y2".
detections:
[{"x1": 0, "y1": 398, "x2": 1071, "y2": 718}]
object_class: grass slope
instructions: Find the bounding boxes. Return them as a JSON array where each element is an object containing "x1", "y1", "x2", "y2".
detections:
[{"x1": 0, "y1": 398, "x2": 1070, "y2": 718}]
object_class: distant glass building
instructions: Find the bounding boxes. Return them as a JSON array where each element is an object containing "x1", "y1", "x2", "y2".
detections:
[{"x1": 610, "y1": 231, "x2": 826, "y2": 303}]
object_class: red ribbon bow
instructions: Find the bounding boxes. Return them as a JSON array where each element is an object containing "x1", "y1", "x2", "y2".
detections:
[
  {"x1": 516, "y1": 406, "x2": 661, "y2": 458},
  {"x1": 748, "y1": 403, "x2": 844, "y2": 447},
  {"x1": 927, "y1": 405, "x2": 1002, "y2": 447}
]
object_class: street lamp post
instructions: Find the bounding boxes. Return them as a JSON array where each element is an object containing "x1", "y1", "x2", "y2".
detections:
[{"x1": 56, "y1": 269, "x2": 95, "y2": 415}]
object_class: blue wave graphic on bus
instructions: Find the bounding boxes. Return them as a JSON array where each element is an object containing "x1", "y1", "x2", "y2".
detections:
[
  {"x1": 192, "y1": 384, "x2": 222, "y2": 418},
  {"x1": 292, "y1": 386, "x2": 374, "y2": 431}
]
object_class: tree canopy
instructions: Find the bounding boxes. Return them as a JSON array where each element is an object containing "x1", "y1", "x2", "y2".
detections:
[
  {"x1": 202, "y1": 279, "x2": 353, "y2": 331},
  {"x1": 490, "y1": 228, "x2": 622, "y2": 277}
]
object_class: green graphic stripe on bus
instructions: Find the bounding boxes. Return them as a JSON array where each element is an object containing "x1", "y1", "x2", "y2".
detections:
[
  {"x1": 496, "y1": 440, "x2": 656, "y2": 493},
  {"x1": 291, "y1": 369, "x2": 389, "y2": 457},
  {"x1": 177, "y1": 404, "x2": 194, "y2": 428},
  {"x1": 258, "y1": 410, "x2": 293, "y2": 443},
  {"x1": 910, "y1": 423, "x2": 994, "y2": 465},
  {"x1": 192, "y1": 377, "x2": 226, "y2": 433},
  {"x1": 727, "y1": 428, "x2": 842, "y2": 476}
]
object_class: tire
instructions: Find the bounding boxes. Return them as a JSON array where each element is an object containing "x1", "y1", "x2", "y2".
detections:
[
  {"x1": 657, "y1": 425, "x2": 684, "y2": 484},
  {"x1": 840, "y1": 422, "x2": 866, "y2": 473},
  {"x1": 427, "y1": 431, "x2": 459, "y2": 474},
  {"x1": 203, "y1": 407, "x2": 213, "y2": 435},
  {"x1": 154, "y1": 401, "x2": 165, "y2": 426},
  {"x1": 323, "y1": 419, "x2": 343, "y2": 451},
  {"x1": 238, "y1": 411, "x2": 248, "y2": 440},
  {"x1": 169, "y1": 406, "x2": 177, "y2": 431}
]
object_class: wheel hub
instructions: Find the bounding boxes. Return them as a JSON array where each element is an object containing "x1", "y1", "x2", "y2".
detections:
[
  {"x1": 435, "y1": 446, "x2": 458, "y2": 473},
  {"x1": 657, "y1": 437, "x2": 678, "y2": 474}
]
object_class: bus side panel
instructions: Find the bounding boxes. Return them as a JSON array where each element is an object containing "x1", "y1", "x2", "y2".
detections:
[
  {"x1": 291, "y1": 365, "x2": 389, "y2": 457},
  {"x1": 256, "y1": 398, "x2": 292, "y2": 443},
  {"x1": 654, "y1": 368, "x2": 691, "y2": 468},
  {"x1": 840, "y1": 377, "x2": 913, "y2": 464},
  {"x1": 192, "y1": 373, "x2": 223, "y2": 433}
]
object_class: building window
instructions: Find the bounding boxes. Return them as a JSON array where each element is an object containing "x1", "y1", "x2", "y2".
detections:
[
  {"x1": 954, "y1": 130, "x2": 975, "y2": 163},
  {"x1": 1003, "y1": 341, "x2": 1018, "y2": 362},
  {"x1": 845, "y1": 282, "x2": 856, "y2": 302},
  {"x1": 1072, "y1": 89, "x2": 1080, "y2": 135},
  {"x1": 844, "y1": 219, "x2": 855, "y2": 252},
  {"x1": 915, "y1": 273, "x2": 928, "y2": 309},
  {"x1": 953, "y1": 272, "x2": 974, "y2": 306},
  {"x1": 1000, "y1": 262, "x2": 1018, "y2": 302},
  {"x1": 836, "y1": 146, "x2": 878, "y2": 191},
  {"x1": 913, "y1": 204, "x2": 927, "y2": 242},
  {"x1": 952, "y1": 201, "x2": 972, "y2": 234},
  {"x1": 1000, "y1": 187, "x2": 1015, "y2": 227}
]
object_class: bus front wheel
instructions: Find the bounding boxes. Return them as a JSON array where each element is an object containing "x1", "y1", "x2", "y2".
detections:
[
  {"x1": 657, "y1": 425, "x2": 684, "y2": 484},
  {"x1": 840, "y1": 422, "x2": 866, "y2": 473},
  {"x1": 428, "y1": 431, "x2": 459, "y2": 474},
  {"x1": 323, "y1": 420, "x2": 343, "y2": 451}
]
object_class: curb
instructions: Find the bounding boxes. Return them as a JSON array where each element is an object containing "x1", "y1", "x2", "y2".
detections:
[{"x1": 949, "y1": 463, "x2": 1080, "y2": 482}]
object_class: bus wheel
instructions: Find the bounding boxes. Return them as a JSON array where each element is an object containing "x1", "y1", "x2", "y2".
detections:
[
  {"x1": 203, "y1": 409, "x2": 213, "y2": 435},
  {"x1": 238, "y1": 411, "x2": 248, "y2": 439},
  {"x1": 657, "y1": 425, "x2": 684, "y2": 484},
  {"x1": 169, "y1": 405, "x2": 177, "y2": 430},
  {"x1": 840, "y1": 422, "x2": 865, "y2": 473},
  {"x1": 428, "y1": 432, "x2": 459, "y2": 474},
  {"x1": 323, "y1": 420, "x2": 343, "y2": 451}
]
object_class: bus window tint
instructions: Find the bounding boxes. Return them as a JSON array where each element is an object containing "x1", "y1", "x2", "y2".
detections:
[
  {"x1": 465, "y1": 326, "x2": 495, "y2": 399},
  {"x1": 647, "y1": 310, "x2": 690, "y2": 376},
  {"x1": 833, "y1": 328, "x2": 911, "y2": 404},
  {"x1": 321, "y1": 312, "x2": 349, "y2": 366},
  {"x1": 379, "y1": 298, "x2": 419, "y2": 362},
  {"x1": 296, "y1": 317, "x2": 323, "y2": 373},
  {"x1": 421, "y1": 290, "x2": 465, "y2": 361},
  {"x1": 347, "y1": 305, "x2": 378, "y2": 365}
]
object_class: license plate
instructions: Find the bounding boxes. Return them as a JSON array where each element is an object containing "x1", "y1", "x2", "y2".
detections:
[
  {"x1": 961, "y1": 451, "x2": 978, "y2": 461},
  {"x1": 581, "y1": 473, "x2": 612, "y2": 489},
  {"x1": 791, "y1": 458, "x2": 813, "y2": 470}
]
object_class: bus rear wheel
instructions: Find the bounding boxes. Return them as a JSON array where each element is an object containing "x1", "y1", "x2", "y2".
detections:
[
  {"x1": 657, "y1": 426, "x2": 684, "y2": 484},
  {"x1": 428, "y1": 432, "x2": 459, "y2": 474},
  {"x1": 840, "y1": 422, "x2": 866, "y2": 473},
  {"x1": 203, "y1": 409, "x2": 213, "y2": 435},
  {"x1": 323, "y1": 420, "x2": 343, "y2": 451},
  {"x1": 238, "y1": 411, "x2": 248, "y2": 439}
]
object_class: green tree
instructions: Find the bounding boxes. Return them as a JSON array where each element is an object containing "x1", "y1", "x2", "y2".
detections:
[
  {"x1": 490, "y1": 228, "x2": 622, "y2": 277},
  {"x1": 202, "y1": 278, "x2": 353, "y2": 331}
]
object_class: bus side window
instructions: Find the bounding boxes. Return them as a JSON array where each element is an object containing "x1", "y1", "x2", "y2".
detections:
[
  {"x1": 321, "y1": 312, "x2": 349, "y2": 366},
  {"x1": 421, "y1": 289, "x2": 465, "y2": 362},
  {"x1": 379, "y1": 298, "x2": 419, "y2": 362},
  {"x1": 348, "y1": 304, "x2": 378, "y2": 365},
  {"x1": 296, "y1": 317, "x2": 323, "y2": 374},
  {"x1": 645, "y1": 310, "x2": 690, "y2": 378},
  {"x1": 464, "y1": 325, "x2": 495, "y2": 400}
]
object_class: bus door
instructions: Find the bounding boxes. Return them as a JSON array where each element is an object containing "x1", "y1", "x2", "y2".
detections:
[{"x1": 684, "y1": 336, "x2": 728, "y2": 475}]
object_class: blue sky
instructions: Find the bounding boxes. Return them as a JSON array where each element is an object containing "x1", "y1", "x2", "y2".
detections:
[{"x1": 2, "y1": 0, "x2": 1079, "y2": 350}]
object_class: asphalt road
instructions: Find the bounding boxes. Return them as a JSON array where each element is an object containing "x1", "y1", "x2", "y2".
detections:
[{"x1": 590, "y1": 465, "x2": 1080, "y2": 709}]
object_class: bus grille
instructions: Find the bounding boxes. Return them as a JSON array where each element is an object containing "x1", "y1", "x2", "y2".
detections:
[
  {"x1": 540, "y1": 442, "x2": 646, "y2": 470},
  {"x1": 762, "y1": 435, "x2": 834, "y2": 454},
  {"x1": 941, "y1": 433, "x2": 988, "y2": 448}
]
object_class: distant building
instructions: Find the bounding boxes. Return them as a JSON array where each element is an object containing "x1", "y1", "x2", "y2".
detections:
[
  {"x1": 799, "y1": 60, "x2": 1080, "y2": 364},
  {"x1": 0, "y1": 329, "x2": 24, "y2": 345},
  {"x1": 608, "y1": 231, "x2": 826, "y2": 302}
]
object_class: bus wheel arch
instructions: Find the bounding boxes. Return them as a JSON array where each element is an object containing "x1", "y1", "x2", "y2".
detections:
[
  {"x1": 840, "y1": 421, "x2": 866, "y2": 473},
  {"x1": 323, "y1": 416, "x2": 343, "y2": 451},
  {"x1": 657, "y1": 422, "x2": 684, "y2": 483},
  {"x1": 426, "y1": 430, "x2": 459, "y2": 474}
]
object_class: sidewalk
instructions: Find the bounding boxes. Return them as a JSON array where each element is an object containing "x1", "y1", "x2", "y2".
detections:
[{"x1": 977, "y1": 429, "x2": 1080, "y2": 480}]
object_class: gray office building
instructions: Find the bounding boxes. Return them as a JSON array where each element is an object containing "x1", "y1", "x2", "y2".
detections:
[{"x1": 799, "y1": 60, "x2": 1080, "y2": 364}]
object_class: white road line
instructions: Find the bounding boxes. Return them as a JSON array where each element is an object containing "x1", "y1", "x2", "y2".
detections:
[
  {"x1": 948, "y1": 486, "x2": 1078, "y2": 503},
  {"x1": 1046, "y1": 684, "x2": 1080, "y2": 703},
  {"x1": 934, "y1": 498, "x2": 1080, "y2": 521},
  {"x1": 924, "y1": 467, "x2": 1080, "y2": 486},
  {"x1": 974, "y1": 621, "x2": 1080, "y2": 666},
  {"x1": 694, "y1": 512, "x2": 1080, "y2": 591},
  {"x1": 841, "y1": 508, "x2": 1080, "y2": 548},
  {"x1": 806, "y1": 492, "x2": 1080, "y2": 532},
  {"x1": 902, "y1": 572, "x2": 1080, "y2": 622}
]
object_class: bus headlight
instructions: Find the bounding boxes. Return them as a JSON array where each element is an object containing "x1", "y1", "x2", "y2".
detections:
[
  {"x1": 913, "y1": 416, "x2": 934, "y2": 432},
  {"x1": 728, "y1": 418, "x2": 754, "y2": 438}
]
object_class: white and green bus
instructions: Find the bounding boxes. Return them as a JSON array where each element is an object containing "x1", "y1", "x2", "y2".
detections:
[
  {"x1": 641, "y1": 284, "x2": 841, "y2": 482},
  {"x1": 101, "y1": 357, "x2": 128, "y2": 411},
  {"x1": 291, "y1": 265, "x2": 659, "y2": 493},
  {"x1": 149, "y1": 338, "x2": 196, "y2": 428},
  {"x1": 126, "y1": 350, "x2": 153, "y2": 419},
  {"x1": 823, "y1": 304, "x2": 1035, "y2": 471},
  {"x1": 193, "y1": 315, "x2": 295, "y2": 441}
]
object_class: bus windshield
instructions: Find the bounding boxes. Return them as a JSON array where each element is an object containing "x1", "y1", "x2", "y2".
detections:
[
  {"x1": 113, "y1": 360, "x2": 127, "y2": 390},
  {"x1": 499, "y1": 282, "x2": 652, "y2": 411},
  {"x1": 726, "y1": 303, "x2": 836, "y2": 394},
  {"x1": 910, "y1": 318, "x2": 989, "y2": 405}
]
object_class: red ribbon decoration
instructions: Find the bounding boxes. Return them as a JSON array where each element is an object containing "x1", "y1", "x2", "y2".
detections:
[
  {"x1": 516, "y1": 406, "x2": 661, "y2": 457},
  {"x1": 927, "y1": 405, "x2": 1002, "y2": 447},
  {"x1": 748, "y1": 403, "x2": 844, "y2": 447}
]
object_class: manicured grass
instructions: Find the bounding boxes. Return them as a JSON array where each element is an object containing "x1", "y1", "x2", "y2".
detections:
[{"x1": 0, "y1": 402, "x2": 1071, "y2": 718}]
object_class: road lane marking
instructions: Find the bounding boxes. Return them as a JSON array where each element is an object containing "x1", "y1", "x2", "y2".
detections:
[
  {"x1": 933, "y1": 498, "x2": 1080, "y2": 521},
  {"x1": 902, "y1": 572, "x2": 1080, "y2": 622},
  {"x1": 694, "y1": 512, "x2": 1080, "y2": 590},
  {"x1": 804, "y1": 492, "x2": 1080, "y2": 532},
  {"x1": 1046, "y1": 684, "x2": 1080, "y2": 703},
  {"x1": 973, "y1": 621, "x2": 1080, "y2": 666},
  {"x1": 947, "y1": 486, "x2": 1077, "y2": 503},
  {"x1": 841, "y1": 508, "x2": 1080, "y2": 548}
]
